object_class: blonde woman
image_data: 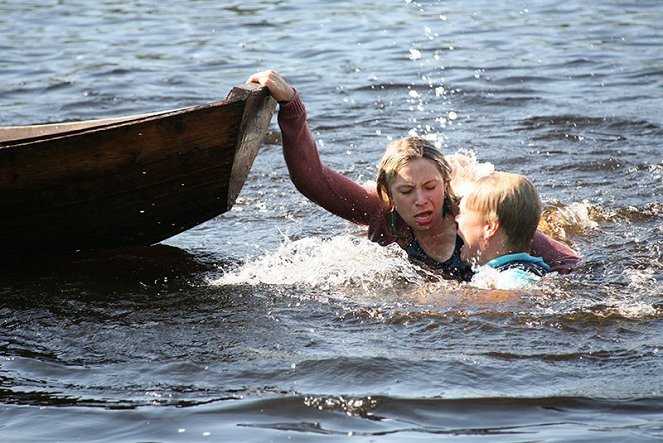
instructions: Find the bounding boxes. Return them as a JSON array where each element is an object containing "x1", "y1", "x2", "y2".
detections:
[{"x1": 247, "y1": 71, "x2": 581, "y2": 280}]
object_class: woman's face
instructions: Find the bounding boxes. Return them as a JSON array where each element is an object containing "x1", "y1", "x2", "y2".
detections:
[{"x1": 389, "y1": 158, "x2": 446, "y2": 233}]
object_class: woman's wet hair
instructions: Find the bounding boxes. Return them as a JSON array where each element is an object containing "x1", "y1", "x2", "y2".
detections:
[{"x1": 376, "y1": 136, "x2": 458, "y2": 237}]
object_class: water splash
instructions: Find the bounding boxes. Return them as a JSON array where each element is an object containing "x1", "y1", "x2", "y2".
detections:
[
  {"x1": 610, "y1": 268, "x2": 662, "y2": 319},
  {"x1": 304, "y1": 395, "x2": 379, "y2": 418},
  {"x1": 446, "y1": 149, "x2": 495, "y2": 199},
  {"x1": 467, "y1": 266, "x2": 544, "y2": 291},
  {"x1": 210, "y1": 235, "x2": 431, "y2": 291},
  {"x1": 409, "y1": 48, "x2": 422, "y2": 61},
  {"x1": 539, "y1": 201, "x2": 601, "y2": 240}
]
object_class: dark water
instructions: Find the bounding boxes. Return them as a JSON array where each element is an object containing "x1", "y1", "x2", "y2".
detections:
[{"x1": 2, "y1": 1, "x2": 662, "y2": 441}]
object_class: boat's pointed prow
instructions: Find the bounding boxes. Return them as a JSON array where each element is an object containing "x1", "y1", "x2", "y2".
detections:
[{"x1": 0, "y1": 85, "x2": 276, "y2": 256}]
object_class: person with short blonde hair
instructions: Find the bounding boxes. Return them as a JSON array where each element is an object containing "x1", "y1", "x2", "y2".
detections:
[
  {"x1": 456, "y1": 171, "x2": 552, "y2": 286},
  {"x1": 247, "y1": 70, "x2": 581, "y2": 281}
]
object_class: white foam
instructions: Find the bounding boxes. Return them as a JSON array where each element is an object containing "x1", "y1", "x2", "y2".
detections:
[
  {"x1": 549, "y1": 201, "x2": 600, "y2": 235},
  {"x1": 467, "y1": 265, "x2": 543, "y2": 291},
  {"x1": 210, "y1": 234, "x2": 430, "y2": 291},
  {"x1": 446, "y1": 149, "x2": 495, "y2": 199},
  {"x1": 611, "y1": 268, "x2": 662, "y2": 318}
]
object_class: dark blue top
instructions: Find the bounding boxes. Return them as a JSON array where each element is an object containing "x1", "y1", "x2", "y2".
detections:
[{"x1": 404, "y1": 234, "x2": 473, "y2": 281}]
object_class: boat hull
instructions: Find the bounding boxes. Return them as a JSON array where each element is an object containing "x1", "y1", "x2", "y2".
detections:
[{"x1": 0, "y1": 84, "x2": 276, "y2": 255}]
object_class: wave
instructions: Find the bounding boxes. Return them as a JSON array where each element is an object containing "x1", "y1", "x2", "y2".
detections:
[
  {"x1": 4, "y1": 392, "x2": 661, "y2": 441},
  {"x1": 514, "y1": 114, "x2": 663, "y2": 146},
  {"x1": 539, "y1": 201, "x2": 601, "y2": 240},
  {"x1": 209, "y1": 234, "x2": 436, "y2": 293},
  {"x1": 230, "y1": 395, "x2": 663, "y2": 440},
  {"x1": 207, "y1": 232, "x2": 662, "y2": 323},
  {"x1": 539, "y1": 199, "x2": 663, "y2": 240}
]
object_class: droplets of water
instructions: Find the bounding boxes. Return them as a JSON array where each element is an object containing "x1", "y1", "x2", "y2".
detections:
[
  {"x1": 400, "y1": 3, "x2": 462, "y2": 140},
  {"x1": 304, "y1": 395, "x2": 378, "y2": 418},
  {"x1": 468, "y1": 265, "x2": 545, "y2": 291},
  {"x1": 409, "y1": 48, "x2": 422, "y2": 61},
  {"x1": 539, "y1": 200, "x2": 601, "y2": 240},
  {"x1": 210, "y1": 234, "x2": 429, "y2": 292},
  {"x1": 447, "y1": 149, "x2": 495, "y2": 198},
  {"x1": 608, "y1": 268, "x2": 663, "y2": 319}
]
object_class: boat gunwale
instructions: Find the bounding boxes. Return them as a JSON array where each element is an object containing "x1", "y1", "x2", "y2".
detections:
[{"x1": 0, "y1": 83, "x2": 266, "y2": 147}]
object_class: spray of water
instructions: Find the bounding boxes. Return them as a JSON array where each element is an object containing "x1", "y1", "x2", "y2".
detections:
[{"x1": 210, "y1": 234, "x2": 434, "y2": 292}]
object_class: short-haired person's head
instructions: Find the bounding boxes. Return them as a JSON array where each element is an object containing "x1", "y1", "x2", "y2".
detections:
[
  {"x1": 376, "y1": 136, "x2": 457, "y2": 235},
  {"x1": 463, "y1": 172, "x2": 541, "y2": 251}
]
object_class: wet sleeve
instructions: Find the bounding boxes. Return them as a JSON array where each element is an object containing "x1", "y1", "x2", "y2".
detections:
[
  {"x1": 531, "y1": 230, "x2": 582, "y2": 274},
  {"x1": 277, "y1": 93, "x2": 382, "y2": 226}
]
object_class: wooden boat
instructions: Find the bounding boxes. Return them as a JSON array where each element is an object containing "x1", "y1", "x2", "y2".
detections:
[{"x1": 0, "y1": 84, "x2": 276, "y2": 256}]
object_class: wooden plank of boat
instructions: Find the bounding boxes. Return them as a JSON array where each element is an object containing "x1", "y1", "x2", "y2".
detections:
[{"x1": 0, "y1": 83, "x2": 276, "y2": 256}]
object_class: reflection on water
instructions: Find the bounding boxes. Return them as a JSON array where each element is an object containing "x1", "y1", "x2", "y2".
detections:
[{"x1": 1, "y1": 0, "x2": 663, "y2": 441}]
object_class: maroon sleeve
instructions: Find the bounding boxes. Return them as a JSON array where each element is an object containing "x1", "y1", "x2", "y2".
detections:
[
  {"x1": 531, "y1": 230, "x2": 582, "y2": 274},
  {"x1": 277, "y1": 93, "x2": 384, "y2": 227}
]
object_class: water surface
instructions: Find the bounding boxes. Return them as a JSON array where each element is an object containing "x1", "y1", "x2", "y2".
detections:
[{"x1": 1, "y1": 1, "x2": 662, "y2": 441}]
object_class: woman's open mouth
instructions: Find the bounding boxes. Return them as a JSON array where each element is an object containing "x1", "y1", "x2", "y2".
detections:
[{"x1": 414, "y1": 210, "x2": 433, "y2": 225}]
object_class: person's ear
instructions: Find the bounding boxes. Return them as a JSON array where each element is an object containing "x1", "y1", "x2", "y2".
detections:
[{"x1": 483, "y1": 219, "x2": 499, "y2": 239}]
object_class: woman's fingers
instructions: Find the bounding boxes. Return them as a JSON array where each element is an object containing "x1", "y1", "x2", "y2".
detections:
[{"x1": 246, "y1": 70, "x2": 295, "y2": 103}]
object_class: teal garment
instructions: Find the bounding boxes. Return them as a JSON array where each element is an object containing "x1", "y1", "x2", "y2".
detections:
[
  {"x1": 484, "y1": 253, "x2": 552, "y2": 289},
  {"x1": 486, "y1": 253, "x2": 552, "y2": 273}
]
